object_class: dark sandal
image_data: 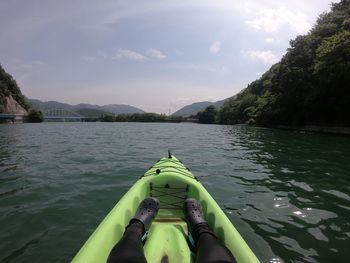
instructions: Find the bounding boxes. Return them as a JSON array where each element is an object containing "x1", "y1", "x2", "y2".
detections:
[{"x1": 132, "y1": 197, "x2": 160, "y2": 233}]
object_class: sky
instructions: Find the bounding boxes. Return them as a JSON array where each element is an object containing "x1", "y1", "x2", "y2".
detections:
[{"x1": 0, "y1": 0, "x2": 336, "y2": 113}]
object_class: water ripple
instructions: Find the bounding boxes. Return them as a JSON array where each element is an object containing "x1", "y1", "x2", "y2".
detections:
[
  {"x1": 0, "y1": 123, "x2": 350, "y2": 263},
  {"x1": 1, "y1": 230, "x2": 49, "y2": 263}
]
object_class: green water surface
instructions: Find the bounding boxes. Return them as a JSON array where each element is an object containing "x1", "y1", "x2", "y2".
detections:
[{"x1": 0, "y1": 123, "x2": 349, "y2": 263}]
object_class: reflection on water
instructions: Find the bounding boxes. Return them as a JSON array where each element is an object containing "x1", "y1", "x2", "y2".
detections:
[
  {"x1": 221, "y1": 126, "x2": 350, "y2": 263},
  {"x1": 0, "y1": 123, "x2": 350, "y2": 263}
]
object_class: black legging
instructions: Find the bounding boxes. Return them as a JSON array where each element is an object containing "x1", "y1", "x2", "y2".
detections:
[
  {"x1": 107, "y1": 222, "x2": 236, "y2": 263},
  {"x1": 107, "y1": 221, "x2": 147, "y2": 263},
  {"x1": 195, "y1": 232, "x2": 237, "y2": 263}
]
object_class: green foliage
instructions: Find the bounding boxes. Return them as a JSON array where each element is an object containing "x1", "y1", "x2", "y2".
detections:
[
  {"x1": 115, "y1": 114, "x2": 127, "y2": 122},
  {"x1": 0, "y1": 64, "x2": 31, "y2": 111},
  {"x1": 27, "y1": 109, "x2": 44, "y2": 123},
  {"x1": 218, "y1": 91, "x2": 258, "y2": 124},
  {"x1": 197, "y1": 105, "x2": 218, "y2": 124},
  {"x1": 100, "y1": 113, "x2": 182, "y2": 123},
  {"x1": 219, "y1": 1, "x2": 350, "y2": 127},
  {"x1": 315, "y1": 30, "x2": 350, "y2": 73},
  {"x1": 101, "y1": 113, "x2": 116, "y2": 122},
  {"x1": 127, "y1": 113, "x2": 167, "y2": 122}
]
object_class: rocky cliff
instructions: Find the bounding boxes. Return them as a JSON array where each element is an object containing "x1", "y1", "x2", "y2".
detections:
[
  {"x1": 0, "y1": 95, "x2": 28, "y2": 114},
  {"x1": 0, "y1": 64, "x2": 30, "y2": 115}
]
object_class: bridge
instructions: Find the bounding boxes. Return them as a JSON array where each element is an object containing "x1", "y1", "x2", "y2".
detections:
[
  {"x1": 43, "y1": 109, "x2": 84, "y2": 122},
  {"x1": 0, "y1": 109, "x2": 85, "y2": 122}
]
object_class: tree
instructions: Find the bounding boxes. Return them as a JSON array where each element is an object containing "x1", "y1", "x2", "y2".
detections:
[
  {"x1": 0, "y1": 64, "x2": 31, "y2": 111},
  {"x1": 218, "y1": 0, "x2": 350, "y2": 127},
  {"x1": 101, "y1": 113, "x2": 116, "y2": 122},
  {"x1": 27, "y1": 109, "x2": 43, "y2": 123},
  {"x1": 198, "y1": 105, "x2": 218, "y2": 124},
  {"x1": 313, "y1": 30, "x2": 350, "y2": 125}
]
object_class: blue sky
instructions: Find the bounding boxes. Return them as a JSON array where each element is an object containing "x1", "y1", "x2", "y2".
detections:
[{"x1": 0, "y1": 0, "x2": 335, "y2": 113}]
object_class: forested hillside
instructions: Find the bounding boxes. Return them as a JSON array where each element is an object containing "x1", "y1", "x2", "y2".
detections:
[
  {"x1": 172, "y1": 98, "x2": 228, "y2": 117},
  {"x1": 0, "y1": 64, "x2": 30, "y2": 112},
  {"x1": 218, "y1": 0, "x2": 350, "y2": 127}
]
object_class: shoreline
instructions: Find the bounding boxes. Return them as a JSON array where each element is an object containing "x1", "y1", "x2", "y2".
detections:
[
  {"x1": 274, "y1": 125, "x2": 350, "y2": 136},
  {"x1": 2, "y1": 120, "x2": 350, "y2": 136}
]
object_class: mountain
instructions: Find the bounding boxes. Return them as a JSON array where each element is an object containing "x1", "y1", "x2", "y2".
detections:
[
  {"x1": 29, "y1": 99, "x2": 74, "y2": 110},
  {"x1": 213, "y1": 98, "x2": 228, "y2": 108},
  {"x1": 29, "y1": 99, "x2": 144, "y2": 115},
  {"x1": 74, "y1": 108, "x2": 112, "y2": 118},
  {"x1": 101, "y1": 104, "x2": 144, "y2": 114},
  {"x1": 172, "y1": 98, "x2": 229, "y2": 117}
]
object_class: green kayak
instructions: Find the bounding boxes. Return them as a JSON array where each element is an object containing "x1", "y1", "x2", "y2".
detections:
[{"x1": 72, "y1": 154, "x2": 260, "y2": 263}]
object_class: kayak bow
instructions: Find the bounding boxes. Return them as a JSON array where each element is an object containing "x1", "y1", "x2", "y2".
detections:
[{"x1": 72, "y1": 155, "x2": 260, "y2": 263}]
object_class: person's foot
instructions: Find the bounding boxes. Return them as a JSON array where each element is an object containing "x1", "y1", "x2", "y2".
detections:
[
  {"x1": 132, "y1": 197, "x2": 160, "y2": 233},
  {"x1": 184, "y1": 198, "x2": 217, "y2": 250},
  {"x1": 183, "y1": 198, "x2": 206, "y2": 233}
]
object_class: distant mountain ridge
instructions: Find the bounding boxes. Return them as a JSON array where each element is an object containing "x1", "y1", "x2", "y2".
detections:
[
  {"x1": 29, "y1": 99, "x2": 144, "y2": 114},
  {"x1": 171, "y1": 98, "x2": 230, "y2": 117}
]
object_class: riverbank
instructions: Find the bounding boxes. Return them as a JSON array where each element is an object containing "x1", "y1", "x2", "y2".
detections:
[{"x1": 275, "y1": 125, "x2": 350, "y2": 136}]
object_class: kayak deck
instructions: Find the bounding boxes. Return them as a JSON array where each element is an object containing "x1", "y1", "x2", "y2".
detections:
[{"x1": 72, "y1": 156, "x2": 260, "y2": 263}]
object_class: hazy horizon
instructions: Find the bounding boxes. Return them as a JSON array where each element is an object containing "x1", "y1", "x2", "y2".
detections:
[
  {"x1": 1, "y1": 0, "x2": 335, "y2": 113},
  {"x1": 28, "y1": 97, "x2": 225, "y2": 113}
]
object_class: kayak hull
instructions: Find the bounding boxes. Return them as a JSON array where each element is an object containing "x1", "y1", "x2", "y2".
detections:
[{"x1": 72, "y1": 156, "x2": 260, "y2": 263}]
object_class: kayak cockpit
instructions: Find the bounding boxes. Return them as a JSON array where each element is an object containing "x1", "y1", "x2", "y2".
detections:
[{"x1": 72, "y1": 156, "x2": 260, "y2": 263}]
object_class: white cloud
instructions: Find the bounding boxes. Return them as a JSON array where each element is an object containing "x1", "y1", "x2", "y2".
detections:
[
  {"x1": 264, "y1": 37, "x2": 275, "y2": 43},
  {"x1": 210, "y1": 41, "x2": 221, "y2": 54},
  {"x1": 246, "y1": 7, "x2": 311, "y2": 34},
  {"x1": 146, "y1": 49, "x2": 167, "y2": 59},
  {"x1": 1, "y1": 0, "x2": 333, "y2": 114},
  {"x1": 102, "y1": 48, "x2": 167, "y2": 61},
  {"x1": 242, "y1": 50, "x2": 279, "y2": 64},
  {"x1": 113, "y1": 48, "x2": 147, "y2": 61}
]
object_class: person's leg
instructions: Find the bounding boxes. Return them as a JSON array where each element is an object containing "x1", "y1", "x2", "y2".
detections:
[
  {"x1": 107, "y1": 219, "x2": 147, "y2": 263},
  {"x1": 192, "y1": 223, "x2": 237, "y2": 263},
  {"x1": 107, "y1": 197, "x2": 160, "y2": 263},
  {"x1": 184, "y1": 198, "x2": 237, "y2": 263}
]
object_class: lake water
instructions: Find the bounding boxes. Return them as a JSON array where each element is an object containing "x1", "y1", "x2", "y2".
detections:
[{"x1": 0, "y1": 123, "x2": 349, "y2": 263}]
